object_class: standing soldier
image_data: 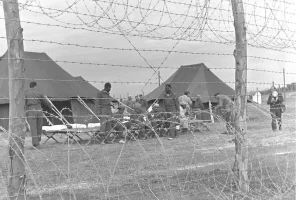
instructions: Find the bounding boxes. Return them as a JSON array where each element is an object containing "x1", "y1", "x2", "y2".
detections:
[
  {"x1": 25, "y1": 82, "x2": 52, "y2": 149},
  {"x1": 138, "y1": 94, "x2": 148, "y2": 110},
  {"x1": 214, "y1": 93, "x2": 234, "y2": 135},
  {"x1": 95, "y1": 82, "x2": 115, "y2": 144},
  {"x1": 162, "y1": 84, "x2": 180, "y2": 140},
  {"x1": 267, "y1": 86, "x2": 284, "y2": 131}
]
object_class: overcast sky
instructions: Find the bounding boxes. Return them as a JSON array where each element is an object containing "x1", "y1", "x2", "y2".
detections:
[{"x1": 0, "y1": 0, "x2": 296, "y2": 98}]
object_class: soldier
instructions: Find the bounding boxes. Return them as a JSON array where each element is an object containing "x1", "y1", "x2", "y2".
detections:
[
  {"x1": 148, "y1": 103, "x2": 164, "y2": 138},
  {"x1": 124, "y1": 95, "x2": 135, "y2": 114},
  {"x1": 193, "y1": 94, "x2": 204, "y2": 120},
  {"x1": 111, "y1": 105, "x2": 131, "y2": 144},
  {"x1": 179, "y1": 91, "x2": 193, "y2": 111},
  {"x1": 130, "y1": 102, "x2": 147, "y2": 140},
  {"x1": 267, "y1": 86, "x2": 284, "y2": 131},
  {"x1": 162, "y1": 84, "x2": 180, "y2": 140},
  {"x1": 25, "y1": 81, "x2": 52, "y2": 149},
  {"x1": 95, "y1": 82, "x2": 115, "y2": 144},
  {"x1": 138, "y1": 94, "x2": 148, "y2": 109},
  {"x1": 135, "y1": 95, "x2": 139, "y2": 102},
  {"x1": 214, "y1": 93, "x2": 234, "y2": 135}
]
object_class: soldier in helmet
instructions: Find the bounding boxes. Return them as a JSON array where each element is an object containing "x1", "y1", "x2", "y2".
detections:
[{"x1": 267, "y1": 86, "x2": 284, "y2": 131}]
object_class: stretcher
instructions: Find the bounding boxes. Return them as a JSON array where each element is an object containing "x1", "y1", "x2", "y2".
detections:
[{"x1": 42, "y1": 124, "x2": 100, "y2": 143}]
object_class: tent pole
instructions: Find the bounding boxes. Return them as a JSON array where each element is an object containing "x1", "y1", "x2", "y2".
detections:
[
  {"x1": 208, "y1": 101, "x2": 214, "y2": 123},
  {"x1": 256, "y1": 87, "x2": 258, "y2": 104}
]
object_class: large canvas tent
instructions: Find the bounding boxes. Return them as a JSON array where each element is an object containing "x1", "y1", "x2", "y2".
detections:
[
  {"x1": 0, "y1": 51, "x2": 100, "y2": 130},
  {"x1": 144, "y1": 63, "x2": 235, "y2": 120}
]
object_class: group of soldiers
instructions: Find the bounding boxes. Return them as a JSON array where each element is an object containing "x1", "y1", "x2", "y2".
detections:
[
  {"x1": 95, "y1": 82, "x2": 240, "y2": 144},
  {"x1": 95, "y1": 83, "x2": 183, "y2": 144},
  {"x1": 24, "y1": 81, "x2": 285, "y2": 148}
]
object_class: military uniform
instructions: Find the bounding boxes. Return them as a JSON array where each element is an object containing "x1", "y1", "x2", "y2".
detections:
[
  {"x1": 162, "y1": 91, "x2": 179, "y2": 138},
  {"x1": 130, "y1": 103, "x2": 147, "y2": 139},
  {"x1": 215, "y1": 94, "x2": 234, "y2": 134},
  {"x1": 138, "y1": 98, "x2": 148, "y2": 110},
  {"x1": 123, "y1": 99, "x2": 135, "y2": 114},
  {"x1": 95, "y1": 89, "x2": 113, "y2": 140},
  {"x1": 111, "y1": 108, "x2": 131, "y2": 142},
  {"x1": 267, "y1": 92, "x2": 284, "y2": 131},
  {"x1": 194, "y1": 97, "x2": 204, "y2": 120},
  {"x1": 25, "y1": 88, "x2": 52, "y2": 147}
]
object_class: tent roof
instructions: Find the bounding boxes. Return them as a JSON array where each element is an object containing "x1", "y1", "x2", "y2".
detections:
[
  {"x1": 73, "y1": 76, "x2": 100, "y2": 95},
  {"x1": 0, "y1": 51, "x2": 100, "y2": 104},
  {"x1": 144, "y1": 63, "x2": 235, "y2": 103}
]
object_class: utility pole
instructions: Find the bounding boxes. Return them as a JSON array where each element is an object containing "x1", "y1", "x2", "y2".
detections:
[
  {"x1": 3, "y1": 0, "x2": 26, "y2": 199},
  {"x1": 158, "y1": 71, "x2": 161, "y2": 86},
  {"x1": 283, "y1": 68, "x2": 286, "y2": 100},
  {"x1": 231, "y1": 0, "x2": 249, "y2": 194}
]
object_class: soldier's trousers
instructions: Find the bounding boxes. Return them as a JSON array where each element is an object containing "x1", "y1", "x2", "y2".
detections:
[
  {"x1": 99, "y1": 107, "x2": 112, "y2": 138},
  {"x1": 165, "y1": 112, "x2": 177, "y2": 138},
  {"x1": 27, "y1": 105, "x2": 43, "y2": 146},
  {"x1": 223, "y1": 109, "x2": 233, "y2": 134},
  {"x1": 270, "y1": 108, "x2": 282, "y2": 131}
]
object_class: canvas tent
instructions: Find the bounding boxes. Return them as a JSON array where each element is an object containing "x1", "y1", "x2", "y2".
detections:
[
  {"x1": 0, "y1": 51, "x2": 100, "y2": 130},
  {"x1": 144, "y1": 63, "x2": 235, "y2": 120}
]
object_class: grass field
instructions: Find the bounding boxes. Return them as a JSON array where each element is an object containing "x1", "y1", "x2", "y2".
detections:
[{"x1": 0, "y1": 93, "x2": 296, "y2": 200}]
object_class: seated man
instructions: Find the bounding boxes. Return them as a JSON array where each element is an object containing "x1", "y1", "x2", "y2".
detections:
[
  {"x1": 129, "y1": 102, "x2": 147, "y2": 140},
  {"x1": 111, "y1": 105, "x2": 131, "y2": 143},
  {"x1": 193, "y1": 94, "x2": 204, "y2": 120},
  {"x1": 123, "y1": 95, "x2": 135, "y2": 114},
  {"x1": 148, "y1": 103, "x2": 165, "y2": 138}
]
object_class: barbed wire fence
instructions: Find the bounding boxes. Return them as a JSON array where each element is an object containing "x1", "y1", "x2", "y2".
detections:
[{"x1": 0, "y1": 0, "x2": 296, "y2": 199}]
